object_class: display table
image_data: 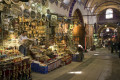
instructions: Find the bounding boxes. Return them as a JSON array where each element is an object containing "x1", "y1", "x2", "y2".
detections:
[
  {"x1": 61, "y1": 55, "x2": 72, "y2": 65},
  {"x1": 31, "y1": 58, "x2": 61, "y2": 74},
  {"x1": 31, "y1": 55, "x2": 72, "y2": 74}
]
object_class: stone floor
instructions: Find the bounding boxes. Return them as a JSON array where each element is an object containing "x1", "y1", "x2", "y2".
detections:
[{"x1": 32, "y1": 48, "x2": 120, "y2": 80}]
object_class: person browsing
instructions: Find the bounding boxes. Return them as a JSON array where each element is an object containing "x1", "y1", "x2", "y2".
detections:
[{"x1": 19, "y1": 31, "x2": 28, "y2": 56}]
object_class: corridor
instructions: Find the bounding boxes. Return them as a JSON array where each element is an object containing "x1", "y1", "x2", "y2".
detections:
[{"x1": 32, "y1": 48, "x2": 120, "y2": 80}]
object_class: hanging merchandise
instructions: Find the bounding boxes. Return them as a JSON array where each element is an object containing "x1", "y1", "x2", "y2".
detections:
[
  {"x1": 24, "y1": 9, "x2": 30, "y2": 18},
  {"x1": 4, "y1": 0, "x2": 11, "y2": 4},
  {"x1": 37, "y1": 3, "x2": 42, "y2": 12},
  {"x1": 20, "y1": 0, "x2": 29, "y2": 2},
  {"x1": 50, "y1": 14, "x2": 58, "y2": 26},
  {"x1": 42, "y1": 14, "x2": 46, "y2": 22},
  {"x1": 69, "y1": 24, "x2": 73, "y2": 30},
  {"x1": 0, "y1": 3, "x2": 4, "y2": 11},
  {"x1": 37, "y1": 12, "x2": 41, "y2": 20},
  {"x1": 23, "y1": 2, "x2": 30, "y2": 9},
  {"x1": 31, "y1": 11, "x2": 36, "y2": 19},
  {"x1": 11, "y1": 0, "x2": 19, "y2": 4},
  {"x1": 10, "y1": 4, "x2": 22, "y2": 16},
  {"x1": 42, "y1": 0, "x2": 48, "y2": 7}
]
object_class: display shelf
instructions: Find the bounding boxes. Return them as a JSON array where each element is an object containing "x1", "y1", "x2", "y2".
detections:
[{"x1": 0, "y1": 56, "x2": 31, "y2": 80}]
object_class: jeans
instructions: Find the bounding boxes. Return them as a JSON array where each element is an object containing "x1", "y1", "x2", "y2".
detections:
[{"x1": 19, "y1": 45, "x2": 27, "y2": 56}]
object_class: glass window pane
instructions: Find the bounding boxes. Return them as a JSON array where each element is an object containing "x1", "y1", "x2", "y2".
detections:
[{"x1": 106, "y1": 9, "x2": 113, "y2": 19}]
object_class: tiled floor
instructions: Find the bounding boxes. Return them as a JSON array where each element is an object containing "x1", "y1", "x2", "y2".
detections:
[{"x1": 32, "y1": 48, "x2": 120, "y2": 80}]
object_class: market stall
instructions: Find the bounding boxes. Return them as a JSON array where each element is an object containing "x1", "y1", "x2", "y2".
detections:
[
  {"x1": 0, "y1": 49, "x2": 31, "y2": 80},
  {"x1": 0, "y1": 0, "x2": 79, "y2": 75},
  {"x1": 30, "y1": 41, "x2": 73, "y2": 74}
]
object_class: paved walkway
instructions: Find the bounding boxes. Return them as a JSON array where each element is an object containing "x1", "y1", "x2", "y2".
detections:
[{"x1": 32, "y1": 48, "x2": 120, "y2": 80}]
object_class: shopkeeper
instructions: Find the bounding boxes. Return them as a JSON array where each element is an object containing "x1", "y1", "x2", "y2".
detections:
[{"x1": 18, "y1": 31, "x2": 28, "y2": 56}]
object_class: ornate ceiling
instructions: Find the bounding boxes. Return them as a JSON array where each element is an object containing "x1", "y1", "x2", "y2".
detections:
[
  {"x1": 81, "y1": 0, "x2": 120, "y2": 14},
  {"x1": 1, "y1": 0, "x2": 119, "y2": 16},
  {"x1": 59, "y1": 0, "x2": 120, "y2": 15}
]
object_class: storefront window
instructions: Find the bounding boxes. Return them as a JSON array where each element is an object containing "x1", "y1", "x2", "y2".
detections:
[{"x1": 106, "y1": 9, "x2": 113, "y2": 19}]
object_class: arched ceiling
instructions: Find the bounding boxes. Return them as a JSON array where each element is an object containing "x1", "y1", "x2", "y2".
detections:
[
  {"x1": 82, "y1": 0, "x2": 120, "y2": 14},
  {"x1": 58, "y1": 0, "x2": 120, "y2": 15}
]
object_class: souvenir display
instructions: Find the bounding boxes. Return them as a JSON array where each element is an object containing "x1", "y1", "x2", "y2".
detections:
[
  {"x1": 0, "y1": 3, "x2": 4, "y2": 11},
  {"x1": 31, "y1": 11, "x2": 36, "y2": 19},
  {"x1": 4, "y1": 0, "x2": 11, "y2": 4},
  {"x1": 0, "y1": 0, "x2": 76, "y2": 76},
  {"x1": 11, "y1": 0, "x2": 19, "y2": 4},
  {"x1": 0, "y1": 49, "x2": 31, "y2": 80}
]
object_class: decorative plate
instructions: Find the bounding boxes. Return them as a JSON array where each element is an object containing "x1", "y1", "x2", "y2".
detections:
[
  {"x1": 0, "y1": 3, "x2": 4, "y2": 11},
  {"x1": 24, "y1": 9, "x2": 30, "y2": 18},
  {"x1": 4, "y1": 0, "x2": 11, "y2": 4},
  {"x1": 31, "y1": 11, "x2": 36, "y2": 19},
  {"x1": 42, "y1": 0, "x2": 49, "y2": 8},
  {"x1": 11, "y1": 0, "x2": 19, "y2": 4},
  {"x1": 37, "y1": 12, "x2": 41, "y2": 19},
  {"x1": 23, "y1": 2, "x2": 30, "y2": 9}
]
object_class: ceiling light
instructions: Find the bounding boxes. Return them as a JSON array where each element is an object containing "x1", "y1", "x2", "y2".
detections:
[{"x1": 106, "y1": 28, "x2": 109, "y2": 32}]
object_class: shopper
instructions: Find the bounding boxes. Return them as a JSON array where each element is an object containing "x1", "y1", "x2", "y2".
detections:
[
  {"x1": 77, "y1": 44, "x2": 84, "y2": 62},
  {"x1": 115, "y1": 40, "x2": 118, "y2": 53},
  {"x1": 118, "y1": 40, "x2": 120, "y2": 58},
  {"x1": 110, "y1": 39, "x2": 114, "y2": 53},
  {"x1": 19, "y1": 31, "x2": 28, "y2": 56}
]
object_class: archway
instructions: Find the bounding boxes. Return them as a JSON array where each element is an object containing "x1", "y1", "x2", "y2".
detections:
[
  {"x1": 97, "y1": 25, "x2": 117, "y2": 47},
  {"x1": 72, "y1": 9, "x2": 85, "y2": 46},
  {"x1": 97, "y1": 25, "x2": 117, "y2": 38}
]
